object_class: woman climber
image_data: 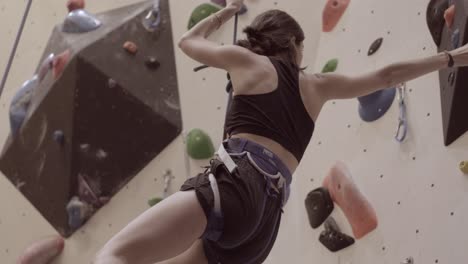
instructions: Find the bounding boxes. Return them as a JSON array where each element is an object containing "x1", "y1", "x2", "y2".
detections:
[{"x1": 17, "y1": 0, "x2": 468, "y2": 263}]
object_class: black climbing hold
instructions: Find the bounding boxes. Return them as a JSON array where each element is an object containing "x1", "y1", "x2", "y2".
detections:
[
  {"x1": 368, "y1": 37, "x2": 383, "y2": 56},
  {"x1": 53, "y1": 130, "x2": 65, "y2": 145},
  {"x1": 319, "y1": 220, "x2": 355, "y2": 252},
  {"x1": 305, "y1": 187, "x2": 334, "y2": 229},
  {"x1": 145, "y1": 57, "x2": 161, "y2": 70},
  {"x1": 426, "y1": 0, "x2": 449, "y2": 47},
  {"x1": 451, "y1": 28, "x2": 460, "y2": 49}
]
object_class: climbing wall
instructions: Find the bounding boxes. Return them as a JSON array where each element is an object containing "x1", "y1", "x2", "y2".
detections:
[
  {"x1": 2, "y1": 0, "x2": 467, "y2": 264},
  {"x1": 277, "y1": 0, "x2": 468, "y2": 263}
]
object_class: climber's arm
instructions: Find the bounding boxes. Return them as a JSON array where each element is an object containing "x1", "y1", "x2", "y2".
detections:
[
  {"x1": 309, "y1": 52, "x2": 450, "y2": 101},
  {"x1": 178, "y1": 4, "x2": 253, "y2": 71}
]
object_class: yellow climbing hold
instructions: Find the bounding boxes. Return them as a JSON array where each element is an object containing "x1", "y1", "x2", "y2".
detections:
[{"x1": 460, "y1": 161, "x2": 468, "y2": 174}]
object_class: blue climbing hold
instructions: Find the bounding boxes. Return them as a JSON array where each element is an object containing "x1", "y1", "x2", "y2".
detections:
[
  {"x1": 452, "y1": 28, "x2": 460, "y2": 49},
  {"x1": 358, "y1": 88, "x2": 396, "y2": 122},
  {"x1": 53, "y1": 130, "x2": 65, "y2": 145},
  {"x1": 66, "y1": 196, "x2": 91, "y2": 230},
  {"x1": 9, "y1": 76, "x2": 39, "y2": 136}
]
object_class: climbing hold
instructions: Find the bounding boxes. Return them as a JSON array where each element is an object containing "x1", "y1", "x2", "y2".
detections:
[
  {"x1": 322, "y1": 0, "x2": 350, "y2": 32},
  {"x1": 401, "y1": 257, "x2": 414, "y2": 264},
  {"x1": 79, "y1": 143, "x2": 91, "y2": 153},
  {"x1": 305, "y1": 187, "x2": 334, "y2": 229},
  {"x1": 358, "y1": 88, "x2": 396, "y2": 122},
  {"x1": 239, "y1": 5, "x2": 248, "y2": 15},
  {"x1": 322, "y1": 162, "x2": 378, "y2": 239},
  {"x1": 426, "y1": 0, "x2": 449, "y2": 46},
  {"x1": 108, "y1": 78, "x2": 117, "y2": 88},
  {"x1": 96, "y1": 149, "x2": 108, "y2": 160},
  {"x1": 67, "y1": 0, "x2": 85, "y2": 12},
  {"x1": 188, "y1": 3, "x2": 221, "y2": 30},
  {"x1": 9, "y1": 76, "x2": 39, "y2": 136},
  {"x1": 186, "y1": 128, "x2": 215, "y2": 160},
  {"x1": 145, "y1": 57, "x2": 161, "y2": 70},
  {"x1": 451, "y1": 28, "x2": 460, "y2": 49},
  {"x1": 321, "y1": 58, "x2": 339, "y2": 73},
  {"x1": 16, "y1": 236, "x2": 65, "y2": 264},
  {"x1": 123, "y1": 41, "x2": 138, "y2": 54},
  {"x1": 148, "y1": 197, "x2": 163, "y2": 207},
  {"x1": 444, "y1": 4, "x2": 455, "y2": 29},
  {"x1": 66, "y1": 196, "x2": 92, "y2": 230},
  {"x1": 460, "y1": 161, "x2": 468, "y2": 174},
  {"x1": 142, "y1": 0, "x2": 161, "y2": 32},
  {"x1": 319, "y1": 225, "x2": 355, "y2": 252},
  {"x1": 62, "y1": 9, "x2": 102, "y2": 33},
  {"x1": 368, "y1": 37, "x2": 383, "y2": 56},
  {"x1": 53, "y1": 130, "x2": 65, "y2": 145},
  {"x1": 52, "y1": 50, "x2": 71, "y2": 80}
]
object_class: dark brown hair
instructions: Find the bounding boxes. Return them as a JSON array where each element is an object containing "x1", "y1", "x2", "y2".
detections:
[{"x1": 237, "y1": 9, "x2": 305, "y2": 70}]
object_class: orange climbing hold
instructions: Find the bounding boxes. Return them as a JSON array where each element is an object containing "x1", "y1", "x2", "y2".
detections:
[
  {"x1": 444, "y1": 4, "x2": 455, "y2": 29},
  {"x1": 53, "y1": 50, "x2": 71, "y2": 80},
  {"x1": 67, "y1": 0, "x2": 85, "y2": 12},
  {"x1": 123, "y1": 41, "x2": 138, "y2": 55},
  {"x1": 17, "y1": 235, "x2": 64, "y2": 264},
  {"x1": 322, "y1": 0, "x2": 350, "y2": 32},
  {"x1": 322, "y1": 161, "x2": 378, "y2": 239}
]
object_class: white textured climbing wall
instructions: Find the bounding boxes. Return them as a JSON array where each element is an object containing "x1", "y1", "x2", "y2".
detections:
[
  {"x1": 2, "y1": 0, "x2": 467, "y2": 264},
  {"x1": 290, "y1": 0, "x2": 468, "y2": 263}
]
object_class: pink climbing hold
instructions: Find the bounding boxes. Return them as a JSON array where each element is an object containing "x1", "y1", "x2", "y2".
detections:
[
  {"x1": 322, "y1": 161, "x2": 378, "y2": 239},
  {"x1": 52, "y1": 50, "x2": 71, "y2": 80},
  {"x1": 444, "y1": 4, "x2": 455, "y2": 29},
  {"x1": 322, "y1": 0, "x2": 350, "y2": 32},
  {"x1": 17, "y1": 235, "x2": 64, "y2": 264},
  {"x1": 67, "y1": 0, "x2": 85, "y2": 12}
]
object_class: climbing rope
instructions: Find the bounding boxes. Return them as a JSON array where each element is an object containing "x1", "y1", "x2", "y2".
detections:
[{"x1": 0, "y1": 0, "x2": 33, "y2": 98}]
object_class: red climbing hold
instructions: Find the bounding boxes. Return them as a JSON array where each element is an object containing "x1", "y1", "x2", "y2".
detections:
[
  {"x1": 322, "y1": 0, "x2": 350, "y2": 32},
  {"x1": 67, "y1": 0, "x2": 85, "y2": 12},
  {"x1": 444, "y1": 4, "x2": 455, "y2": 29},
  {"x1": 53, "y1": 50, "x2": 71, "y2": 80},
  {"x1": 322, "y1": 161, "x2": 378, "y2": 239}
]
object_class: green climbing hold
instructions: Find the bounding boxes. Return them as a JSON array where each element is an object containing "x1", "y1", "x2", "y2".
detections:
[
  {"x1": 186, "y1": 128, "x2": 215, "y2": 160},
  {"x1": 188, "y1": 3, "x2": 221, "y2": 30},
  {"x1": 148, "y1": 197, "x2": 163, "y2": 207},
  {"x1": 321, "y1": 59, "x2": 338, "y2": 73}
]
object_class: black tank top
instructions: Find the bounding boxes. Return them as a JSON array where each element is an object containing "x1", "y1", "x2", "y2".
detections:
[{"x1": 225, "y1": 57, "x2": 315, "y2": 162}]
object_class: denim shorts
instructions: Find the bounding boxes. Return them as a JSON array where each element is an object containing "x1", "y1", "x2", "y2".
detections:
[{"x1": 180, "y1": 138, "x2": 291, "y2": 264}]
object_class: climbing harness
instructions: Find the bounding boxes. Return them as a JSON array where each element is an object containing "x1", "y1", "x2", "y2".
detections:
[
  {"x1": 204, "y1": 138, "x2": 292, "y2": 241},
  {"x1": 395, "y1": 83, "x2": 408, "y2": 142},
  {"x1": 0, "y1": 0, "x2": 33, "y2": 98}
]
